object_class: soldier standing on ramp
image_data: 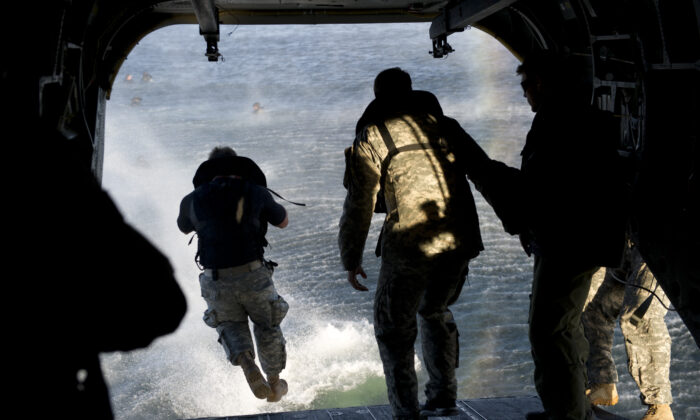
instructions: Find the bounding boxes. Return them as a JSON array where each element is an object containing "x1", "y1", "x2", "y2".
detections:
[
  {"x1": 178, "y1": 146, "x2": 290, "y2": 402},
  {"x1": 467, "y1": 52, "x2": 627, "y2": 420},
  {"x1": 583, "y1": 237, "x2": 674, "y2": 420},
  {"x1": 339, "y1": 68, "x2": 485, "y2": 419}
]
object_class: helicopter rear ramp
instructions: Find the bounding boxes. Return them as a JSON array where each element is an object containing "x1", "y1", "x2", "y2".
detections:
[{"x1": 188, "y1": 396, "x2": 628, "y2": 420}]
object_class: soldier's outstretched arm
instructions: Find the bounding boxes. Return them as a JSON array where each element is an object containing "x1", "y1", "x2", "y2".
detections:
[
  {"x1": 338, "y1": 140, "x2": 381, "y2": 275},
  {"x1": 263, "y1": 189, "x2": 288, "y2": 228},
  {"x1": 177, "y1": 192, "x2": 195, "y2": 234},
  {"x1": 275, "y1": 212, "x2": 289, "y2": 228},
  {"x1": 442, "y1": 116, "x2": 491, "y2": 179}
]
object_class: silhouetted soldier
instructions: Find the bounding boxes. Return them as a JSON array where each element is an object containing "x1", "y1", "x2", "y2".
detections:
[
  {"x1": 178, "y1": 146, "x2": 290, "y2": 402},
  {"x1": 468, "y1": 52, "x2": 627, "y2": 420},
  {"x1": 12, "y1": 131, "x2": 187, "y2": 419},
  {"x1": 583, "y1": 238, "x2": 674, "y2": 420},
  {"x1": 339, "y1": 68, "x2": 484, "y2": 419}
]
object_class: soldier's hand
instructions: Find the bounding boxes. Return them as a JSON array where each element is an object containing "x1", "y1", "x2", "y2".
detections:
[{"x1": 347, "y1": 266, "x2": 368, "y2": 291}]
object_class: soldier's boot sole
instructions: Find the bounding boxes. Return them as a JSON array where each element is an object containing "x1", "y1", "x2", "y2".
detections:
[{"x1": 267, "y1": 378, "x2": 288, "y2": 402}]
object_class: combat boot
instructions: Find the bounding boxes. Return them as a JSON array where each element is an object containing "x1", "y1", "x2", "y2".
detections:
[
  {"x1": 641, "y1": 404, "x2": 674, "y2": 420},
  {"x1": 267, "y1": 374, "x2": 288, "y2": 402},
  {"x1": 236, "y1": 352, "x2": 271, "y2": 399},
  {"x1": 419, "y1": 399, "x2": 459, "y2": 418},
  {"x1": 586, "y1": 383, "x2": 619, "y2": 406}
]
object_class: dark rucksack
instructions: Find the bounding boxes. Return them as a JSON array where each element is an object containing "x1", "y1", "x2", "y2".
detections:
[{"x1": 191, "y1": 178, "x2": 264, "y2": 269}]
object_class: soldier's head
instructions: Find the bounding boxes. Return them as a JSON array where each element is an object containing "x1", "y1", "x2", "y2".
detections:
[
  {"x1": 208, "y1": 146, "x2": 237, "y2": 159},
  {"x1": 517, "y1": 51, "x2": 559, "y2": 112},
  {"x1": 517, "y1": 51, "x2": 582, "y2": 112},
  {"x1": 374, "y1": 67, "x2": 412, "y2": 100}
]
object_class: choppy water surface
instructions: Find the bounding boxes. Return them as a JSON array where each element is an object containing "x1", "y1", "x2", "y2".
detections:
[{"x1": 102, "y1": 23, "x2": 699, "y2": 419}]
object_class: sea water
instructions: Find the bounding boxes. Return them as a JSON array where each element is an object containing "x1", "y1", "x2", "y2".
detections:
[{"x1": 101, "y1": 23, "x2": 699, "y2": 419}]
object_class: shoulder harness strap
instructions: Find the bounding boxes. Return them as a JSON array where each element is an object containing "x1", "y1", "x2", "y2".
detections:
[{"x1": 376, "y1": 121, "x2": 434, "y2": 188}]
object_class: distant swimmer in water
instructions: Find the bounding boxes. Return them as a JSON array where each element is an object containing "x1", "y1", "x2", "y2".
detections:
[
  {"x1": 253, "y1": 102, "x2": 263, "y2": 113},
  {"x1": 124, "y1": 74, "x2": 133, "y2": 82},
  {"x1": 142, "y1": 71, "x2": 153, "y2": 82},
  {"x1": 134, "y1": 155, "x2": 150, "y2": 168},
  {"x1": 130, "y1": 96, "x2": 142, "y2": 106}
]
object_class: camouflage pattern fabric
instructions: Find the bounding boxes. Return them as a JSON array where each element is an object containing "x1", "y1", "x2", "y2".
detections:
[
  {"x1": 199, "y1": 266, "x2": 288, "y2": 376},
  {"x1": 582, "y1": 243, "x2": 673, "y2": 405},
  {"x1": 374, "y1": 255, "x2": 468, "y2": 418},
  {"x1": 339, "y1": 113, "x2": 482, "y2": 418},
  {"x1": 339, "y1": 114, "x2": 481, "y2": 270}
]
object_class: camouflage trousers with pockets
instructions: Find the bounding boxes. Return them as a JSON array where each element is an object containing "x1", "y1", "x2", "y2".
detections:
[
  {"x1": 199, "y1": 265, "x2": 288, "y2": 376},
  {"x1": 373, "y1": 253, "x2": 469, "y2": 419},
  {"x1": 582, "y1": 245, "x2": 672, "y2": 405}
]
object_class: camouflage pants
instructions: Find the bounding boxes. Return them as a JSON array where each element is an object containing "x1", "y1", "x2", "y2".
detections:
[
  {"x1": 199, "y1": 265, "x2": 288, "y2": 376},
  {"x1": 529, "y1": 255, "x2": 596, "y2": 420},
  {"x1": 582, "y1": 246, "x2": 672, "y2": 405},
  {"x1": 373, "y1": 254, "x2": 469, "y2": 419}
]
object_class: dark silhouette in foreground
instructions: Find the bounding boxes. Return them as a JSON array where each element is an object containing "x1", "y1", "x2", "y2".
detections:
[
  {"x1": 469, "y1": 52, "x2": 627, "y2": 420},
  {"x1": 10, "y1": 131, "x2": 187, "y2": 419}
]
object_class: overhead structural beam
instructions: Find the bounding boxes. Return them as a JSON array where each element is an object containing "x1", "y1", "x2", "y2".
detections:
[
  {"x1": 430, "y1": 0, "x2": 517, "y2": 39},
  {"x1": 429, "y1": 0, "x2": 516, "y2": 58},
  {"x1": 190, "y1": 0, "x2": 221, "y2": 61}
]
